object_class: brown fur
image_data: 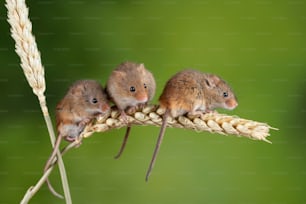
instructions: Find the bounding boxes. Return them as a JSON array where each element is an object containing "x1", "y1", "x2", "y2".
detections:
[
  {"x1": 146, "y1": 69, "x2": 238, "y2": 181},
  {"x1": 106, "y1": 62, "x2": 156, "y2": 159},
  {"x1": 44, "y1": 80, "x2": 110, "y2": 198}
]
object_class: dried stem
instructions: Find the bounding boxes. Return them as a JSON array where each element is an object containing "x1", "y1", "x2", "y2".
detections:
[
  {"x1": 5, "y1": 0, "x2": 71, "y2": 203},
  {"x1": 20, "y1": 144, "x2": 74, "y2": 204},
  {"x1": 20, "y1": 163, "x2": 55, "y2": 204}
]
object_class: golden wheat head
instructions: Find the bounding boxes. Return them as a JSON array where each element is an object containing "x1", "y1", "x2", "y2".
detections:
[
  {"x1": 6, "y1": 0, "x2": 45, "y2": 97},
  {"x1": 79, "y1": 105, "x2": 276, "y2": 144}
]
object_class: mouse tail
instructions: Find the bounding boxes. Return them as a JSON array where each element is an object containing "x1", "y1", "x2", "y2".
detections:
[
  {"x1": 44, "y1": 135, "x2": 64, "y2": 199},
  {"x1": 114, "y1": 126, "x2": 132, "y2": 159},
  {"x1": 145, "y1": 109, "x2": 169, "y2": 182},
  {"x1": 46, "y1": 177, "x2": 64, "y2": 199}
]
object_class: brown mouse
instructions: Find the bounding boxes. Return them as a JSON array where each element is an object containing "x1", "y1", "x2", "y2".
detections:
[
  {"x1": 145, "y1": 69, "x2": 238, "y2": 181},
  {"x1": 106, "y1": 61, "x2": 156, "y2": 159},
  {"x1": 44, "y1": 80, "x2": 110, "y2": 198}
]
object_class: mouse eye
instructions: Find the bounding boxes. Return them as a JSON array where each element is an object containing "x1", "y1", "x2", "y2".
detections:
[
  {"x1": 144, "y1": 83, "x2": 147, "y2": 89},
  {"x1": 130, "y1": 86, "x2": 136, "y2": 92},
  {"x1": 92, "y1": 98, "x2": 98, "y2": 104},
  {"x1": 223, "y1": 92, "x2": 228, "y2": 97}
]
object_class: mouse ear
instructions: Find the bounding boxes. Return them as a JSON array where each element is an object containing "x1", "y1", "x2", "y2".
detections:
[
  {"x1": 139, "y1": 63, "x2": 145, "y2": 69},
  {"x1": 68, "y1": 81, "x2": 86, "y2": 96},
  {"x1": 137, "y1": 63, "x2": 145, "y2": 71},
  {"x1": 113, "y1": 70, "x2": 126, "y2": 79},
  {"x1": 136, "y1": 63, "x2": 147, "y2": 75},
  {"x1": 205, "y1": 75, "x2": 220, "y2": 89},
  {"x1": 211, "y1": 75, "x2": 220, "y2": 84}
]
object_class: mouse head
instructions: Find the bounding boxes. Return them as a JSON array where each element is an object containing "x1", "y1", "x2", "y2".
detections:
[
  {"x1": 110, "y1": 62, "x2": 155, "y2": 107},
  {"x1": 204, "y1": 74, "x2": 238, "y2": 110},
  {"x1": 69, "y1": 80, "x2": 110, "y2": 116}
]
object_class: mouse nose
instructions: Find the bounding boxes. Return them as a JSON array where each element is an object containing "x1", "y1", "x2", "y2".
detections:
[
  {"x1": 136, "y1": 93, "x2": 148, "y2": 103},
  {"x1": 100, "y1": 103, "x2": 110, "y2": 112},
  {"x1": 225, "y1": 99, "x2": 238, "y2": 109}
]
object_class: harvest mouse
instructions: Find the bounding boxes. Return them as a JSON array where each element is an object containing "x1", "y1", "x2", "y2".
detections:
[
  {"x1": 44, "y1": 80, "x2": 110, "y2": 198},
  {"x1": 145, "y1": 70, "x2": 238, "y2": 181},
  {"x1": 106, "y1": 61, "x2": 156, "y2": 159}
]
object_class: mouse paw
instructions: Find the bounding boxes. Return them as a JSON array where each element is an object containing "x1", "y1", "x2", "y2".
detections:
[
  {"x1": 205, "y1": 109, "x2": 218, "y2": 114},
  {"x1": 119, "y1": 111, "x2": 129, "y2": 124},
  {"x1": 79, "y1": 118, "x2": 92, "y2": 127},
  {"x1": 125, "y1": 106, "x2": 137, "y2": 115},
  {"x1": 65, "y1": 135, "x2": 82, "y2": 147},
  {"x1": 187, "y1": 111, "x2": 204, "y2": 119},
  {"x1": 65, "y1": 136, "x2": 76, "y2": 142},
  {"x1": 138, "y1": 103, "x2": 147, "y2": 110}
]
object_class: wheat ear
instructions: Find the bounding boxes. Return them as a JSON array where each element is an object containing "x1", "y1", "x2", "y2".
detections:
[
  {"x1": 38, "y1": 105, "x2": 277, "y2": 191},
  {"x1": 82, "y1": 105, "x2": 276, "y2": 142},
  {"x1": 5, "y1": 0, "x2": 72, "y2": 203}
]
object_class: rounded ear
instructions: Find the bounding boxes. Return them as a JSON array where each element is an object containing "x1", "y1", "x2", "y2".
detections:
[
  {"x1": 113, "y1": 70, "x2": 126, "y2": 79},
  {"x1": 139, "y1": 63, "x2": 145, "y2": 69},
  {"x1": 69, "y1": 83, "x2": 85, "y2": 97},
  {"x1": 136, "y1": 63, "x2": 147, "y2": 74},
  {"x1": 205, "y1": 75, "x2": 220, "y2": 88},
  {"x1": 211, "y1": 75, "x2": 221, "y2": 84}
]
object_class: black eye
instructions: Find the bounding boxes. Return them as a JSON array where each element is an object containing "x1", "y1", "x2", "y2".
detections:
[
  {"x1": 223, "y1": 92, "x2": 228, "y2": 97},
  {"x1": 130, "y1": 86, "x2": 136, "y2": 92},
  {"x1": 92, "y1": 98, "x2": 98, "y2": 103},
  {"x1": 144, "y1": 83, "x2": 147, "y2": 88}
]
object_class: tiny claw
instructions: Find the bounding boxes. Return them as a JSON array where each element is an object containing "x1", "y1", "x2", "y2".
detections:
[
  {"x1": 79, "y1": 118, "x2": 91, "y2": 127},
  {"x1": 119, "y1": 111, "x2": 129, "y2": 124},
  {"x1": 138, "y1": 103, "x2": 147, "y2": 110},
  {"x1": 205, "y1": 109, "x2": 217, "y2": 114},
  {"x1": 126, "y1": 106, "x2": 138, "y2": 115},
  {"x1": 187, "y1": 111, "x2": 204, "y2": 119}
]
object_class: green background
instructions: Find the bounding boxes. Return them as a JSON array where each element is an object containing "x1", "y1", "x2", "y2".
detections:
[{"x1": 0, "y1": 0, "x2": 305, "y2": 203}]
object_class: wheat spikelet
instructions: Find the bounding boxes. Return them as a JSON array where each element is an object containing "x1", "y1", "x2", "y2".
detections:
[
  {"x1": 79, "y1": 105, "x2": 276, "y2": 143},
  {"x1": 6, "y1": 0, "x2": 72, "y2": 203},
  {"x1": 6, "y1": 0, "x2": 45, "y2": 98}
]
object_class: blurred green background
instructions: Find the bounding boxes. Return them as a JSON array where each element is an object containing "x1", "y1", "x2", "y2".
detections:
[{"x1": 0, "y1": 0, "x2": 305, "y2": 203}]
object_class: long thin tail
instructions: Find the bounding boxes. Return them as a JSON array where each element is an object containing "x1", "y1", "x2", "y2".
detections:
[
  {"x1": 114, "y1": 126, "x2": 131, "y2": 159},
  {"x1": 145, "y1": 109, "x2": 169, "y2": 182},
  {"x1": 44, "y1": 135, "x2": 64, "y2": 199}
]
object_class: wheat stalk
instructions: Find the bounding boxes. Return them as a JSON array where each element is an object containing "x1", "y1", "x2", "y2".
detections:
[{"x1": 5, "y1": 0, "x2": 72, "y2": 203}]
